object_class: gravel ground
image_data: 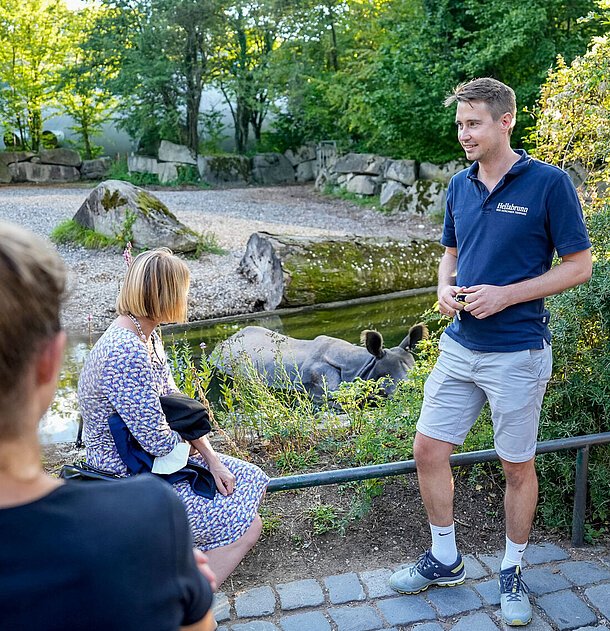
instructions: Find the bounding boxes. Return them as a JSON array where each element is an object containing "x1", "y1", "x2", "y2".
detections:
[{"x1": 0, "y1": 183, "x2": 442, "y2": 335}]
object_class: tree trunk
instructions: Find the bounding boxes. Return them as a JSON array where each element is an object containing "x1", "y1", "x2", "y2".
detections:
[{"x1": 238, "y1": 232, "x2": 444, "y2": 309}]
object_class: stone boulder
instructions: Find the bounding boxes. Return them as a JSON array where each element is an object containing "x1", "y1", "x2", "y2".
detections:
[
  {"x1": 198, "y1": 155, "x2": 251, "y2": 186},
  {"x1": 128, "y1": 156, "x2": 158, "y2": 174},
  {"x1": 73, "y1": 180, "x2": 200, "y2": 252},
  {"x1": 333, "y1": 153, "x2": 390, "y2": 176},
  {"x1": 0, "y1": 151, "x2": 35, "y2": 166},
  {"x1": 296, "y1": 160, "x2": 316, "y2": 182},
  {"x1": 284, "y1": 143, "x2": 316, "y2": 166},
  {"x1": 565, "y1": 161, "x2": 587, "y2": 188},
  {"x1": 252, "y1": 153, "x2": 295, "y2": 185},
  {"x1": 80, "y1": 157, "x2": 112, "y2": 180},
  {"x1": 401, "y1": 180, "x2": 447, "y2": 217},
  {"x1": 40, "y1": 148, "x2": 82, "y2": 167},
  {"x1": 314, "y1": 169, "x2": 339, "y2": 192},
  {"x1": 157, "y1": 162, "x2": 179, "y2": 184},
  {"x1": 9, "y1": 162, "x2": 80, "y2": 183},
  {"x1": 419, "y1": 159, "x2": 467, "y2": 184},
  {"x1": 385, "y1": 159, "x2": 417, "y2": 186},
  {"x1": 0, "y1": 163, "x2": 11, "y2": 184},
  {"x1": 346, "y1": 174, "x2": 381, "y2": 196},
  {"x1": 380, "y1": 180, "x2": 409, "y2": 210},
  {"x1": 158, "y1": 140, "x2": 196, "y2": 165}
]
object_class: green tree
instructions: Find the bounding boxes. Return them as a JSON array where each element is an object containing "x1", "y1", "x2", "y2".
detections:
[
  {"x1": 0, "y1": 0, "x2": 73, "y2": 151},
  {"x1": 57, "y1": 7, "x2": 118, "y2": 159}
]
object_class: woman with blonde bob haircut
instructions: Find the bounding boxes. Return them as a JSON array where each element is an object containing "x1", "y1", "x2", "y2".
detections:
[{"x1": 79, "y1": 248, "x2": 268, "y2": 588}]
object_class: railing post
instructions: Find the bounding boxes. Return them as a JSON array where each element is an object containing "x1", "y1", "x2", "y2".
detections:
[{"x1": 571, "y1": 445, "x2": 590, "y2": 547}]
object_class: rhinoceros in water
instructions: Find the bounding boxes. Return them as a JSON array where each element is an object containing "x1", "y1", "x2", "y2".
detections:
[{"x1": 212, "y1": 323, "x2": 427, "y2": 398}]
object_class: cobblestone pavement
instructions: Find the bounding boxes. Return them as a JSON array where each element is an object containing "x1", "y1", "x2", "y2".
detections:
[{"x1": 212, "y1": 543, "x2": 610, "y2": 631}]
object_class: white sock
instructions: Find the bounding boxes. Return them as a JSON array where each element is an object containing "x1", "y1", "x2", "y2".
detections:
[
  {"x1": 501, "y1": 536, "x2": 527, "y2": 570},
  {"x1": 430, "y1": 523, "x2": 458, "y2": 566}
]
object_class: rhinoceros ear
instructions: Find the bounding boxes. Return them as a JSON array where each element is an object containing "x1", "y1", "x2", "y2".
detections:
[
  {"x1": 361, "y1": 329, "x2": 384, "y2": 358},
  {"x1": 399, "y1": 323, "x2": 428, "y2": 350}
]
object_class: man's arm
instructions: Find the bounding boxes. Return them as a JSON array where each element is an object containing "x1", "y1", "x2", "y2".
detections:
[
  {"x1": 463, "y1": 248, "x2": 592, "y2": 320},
  {"x1": 436, "y1": 247, "x2": 463, "y2": 318}
]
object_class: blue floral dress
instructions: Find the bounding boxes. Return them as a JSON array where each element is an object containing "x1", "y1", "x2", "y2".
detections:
[{"x1": 78, "y1": 323, "x2": 269, "y2": 551}]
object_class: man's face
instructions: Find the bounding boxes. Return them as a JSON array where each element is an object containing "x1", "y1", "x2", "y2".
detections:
[{"x1": 455, "y1": 100, "x2": 509, "y2": 164}]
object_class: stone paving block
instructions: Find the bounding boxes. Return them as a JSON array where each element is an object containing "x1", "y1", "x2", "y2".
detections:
[
  {"x1": 479, "y1": 550, "x2": 504, "y2": 574},
  {"x1": 451, "y1": 612, "x2": 499, "y2": 631},
  {"x1": 523, "y1": 543, "x2": 569, "y2": 565},
  {"x1": 559, "y1": 560, "x2": 610, "y2": 586},
  {"x1": 584, "y1": 583, "x2": 610, "y2": 619},
  {"x1": 377, "y1": 595, "x2": 436, "y2": 626},
  {"x1": 235, "y1": 586, "x2": 276, "y2": 618},
  {"x1": 233, "y1": 623, "x2": 280, "y2": 631},
  {"x1": 522, "y1": 568, "x2": 571, "y2": 595},
  {"x1": 425, "y1": 585, "x2": 483, "y2": 617},
  {"x1": 218, "y1": 627, "x2": 228, "y2": 631},
  {"x1": 413, "y1": 623, "x2": 444, "y2": 631},
  {"x1": 601, "y1": 555, "x2": 610, "y2": 568},
  {"x1": 280, "y1": 611, "x2": 331, "y2": 631},
  {"x1": 494, "y1": 611, "x2": 553, "y2": 631},
  {"x1": 474, "y1": 579, "x2": 500, "y2": 605},
  {"x1": 536, "y1": 590, "x2": 597, "y2": 630},
  {"x1": 213, "y1": 592, "x2": 230, "y2": 622},
  {"x1": 325, "y1": 572, "x2": 366, "y2": 604},
  {"x1": 328, "y1": 605, "x2": 384, "y2": 631},
  {"x1": 359, "y1": 568, "x2": 395, "y2": 598},
  {"x1": 276, "y1": 578, "x2": 324, "y2": 610},
  {"x1": 464, "y1": 554, "x2": 489, "y2": 580},
  {"x1": 574, "y1": 627, "x2": 609, "y2": 631}
]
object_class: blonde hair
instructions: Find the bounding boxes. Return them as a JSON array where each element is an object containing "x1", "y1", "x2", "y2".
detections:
[
  {"x1": 0, "y1": 221, "x2": 65, "y2": 433},
  {"x1": 116, "y1": 248, "x2": 190, "y2": 323}
]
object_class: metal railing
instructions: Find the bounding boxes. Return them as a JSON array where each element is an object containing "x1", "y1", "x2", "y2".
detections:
[{"x1": 266, "y1": 432, "x2": 610, "y2": 546}]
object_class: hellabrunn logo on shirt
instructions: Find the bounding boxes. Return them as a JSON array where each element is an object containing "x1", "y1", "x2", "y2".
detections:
[{"x1": 496, "y1": 202, "x2": 529, "y2": 216}]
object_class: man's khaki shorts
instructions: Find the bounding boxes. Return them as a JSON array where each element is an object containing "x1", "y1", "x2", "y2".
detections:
[{"x1": 416, "y1": 332, "x2": 553, "y2": 463}]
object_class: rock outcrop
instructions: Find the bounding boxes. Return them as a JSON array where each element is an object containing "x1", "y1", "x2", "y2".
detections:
[{"x1": 73, "y1": 180, "x2": 200, "y2": 252}]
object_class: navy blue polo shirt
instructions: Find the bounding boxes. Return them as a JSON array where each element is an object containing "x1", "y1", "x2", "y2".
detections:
[{"x1": 442, "y1": 149, "x2": 590, "y2": 352}]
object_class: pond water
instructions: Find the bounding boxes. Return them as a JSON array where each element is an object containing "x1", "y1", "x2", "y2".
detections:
[{"x1": 40, "y1": 290, "x2": 436, "y2": 444}]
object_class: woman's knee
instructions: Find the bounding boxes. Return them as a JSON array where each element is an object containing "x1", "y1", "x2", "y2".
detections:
[{"x1": 242, "y1": 514, "x2": 262, "y2": 548}]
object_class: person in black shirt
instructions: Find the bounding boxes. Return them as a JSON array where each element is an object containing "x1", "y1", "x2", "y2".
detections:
[{"x1": 0, "y1": 220, "x2": 215, "y2": 631}]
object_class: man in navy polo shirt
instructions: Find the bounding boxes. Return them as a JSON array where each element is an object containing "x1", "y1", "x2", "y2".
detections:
[{"x1": 389, "y1": 78, "x2": 592, "y2": 625}]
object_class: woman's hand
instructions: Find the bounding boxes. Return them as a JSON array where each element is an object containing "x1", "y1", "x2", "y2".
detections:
[{"x1": 208, "y1": 460, "x2": 236, "y2": 496}]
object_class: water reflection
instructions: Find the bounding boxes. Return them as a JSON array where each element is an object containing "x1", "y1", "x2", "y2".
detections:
[{"x1": 42, "y1": 292, "x2": 436, "y2": 444}]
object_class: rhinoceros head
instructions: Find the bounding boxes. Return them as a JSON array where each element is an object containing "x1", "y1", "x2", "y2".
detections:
[{"x1": 360, "y1": 323, "x2": 428, "y2": 395}]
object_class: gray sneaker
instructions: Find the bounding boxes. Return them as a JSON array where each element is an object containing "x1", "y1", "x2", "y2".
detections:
[
  {"x1": 390, "y1": 549, "x2": 465, "y2": 594},
  {"x1": 499, "y1": 565, "x2": 532, "y2": 626}
]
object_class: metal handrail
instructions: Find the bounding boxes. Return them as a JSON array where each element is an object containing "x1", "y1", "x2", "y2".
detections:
[{"x1": 266, "y1": 432, "x2": 610, "y2": 546}]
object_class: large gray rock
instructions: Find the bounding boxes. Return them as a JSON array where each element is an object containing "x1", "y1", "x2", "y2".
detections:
[
  {"x1": 156, "y1": 162, "x2": 179, "y2": 184},
  {"x1": 565, "y1": 161, "x2": 587, "y2": 188},
  {"x1": 158, "y1": 140, "x2": 196, "y2": 165},
  {"x1": 419, "y1": 159, "x2": 467, "y2": 184},
  {"x1": 9, "y1": 162, "x2": 80, "y2": 183},
  {"x1": 380, "y1": 180, "x2": 409, "y2": 210},
  {"x1": 0, "y1": 151, "x2": 35, "y2": 166},
  {"x1": 296, "y1": 160, "x2": 316, "y2": 182},
  {"x1": 346, "y1": 174, "x2": 380, "y2": 196},
  {"x1": 0, "y1": 163, "x2": 11, "y2": 184},
  {"x1": 39, "y1": 148, "x2": 82, "y2": 167},
  {"x1": 401, "y1": 180, "x2": 447, "y2": 217},
  {"x1": 128, "y1": 155, "x2": 158, "y2": 174},
  {"x1": 284, "y1": 143, "x2": 316, "y2": 166},
  {"x1": 80, "y1": 157, "x2": 112, "y2": 180},
  {"x1": 385, "y1": 159, "x2": 417, "y2": 186},
  {"x1": 198, "y1": 154, "x2": 251, "y2": 186},
  {"x1": 333, "y1": 153, "x2": 390, "y2": 176},
  {"x1": 252, "y1": 153, "x2": 295, "y2": 185},
  {"x1": 73, "y1": 180, "x2": 200, "y2": 252}
]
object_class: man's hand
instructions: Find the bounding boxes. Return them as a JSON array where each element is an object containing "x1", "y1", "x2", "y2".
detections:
[
  {"x1": 208, "y1": 460, "x2": 236, "y2": 496},
  {"x1": 193, "y1": 549, "x2": 217, "y2": 592},
  {"x1": 462, "y1": 284, "x2": 510, "y2": 319},
  {"x1": 438, "y1": 285, "x2": 467, "y2": 318}
]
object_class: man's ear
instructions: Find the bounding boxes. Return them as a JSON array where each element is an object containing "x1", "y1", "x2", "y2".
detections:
[
  {"x1": 35, "y1": 332, "x2": 66, "y2": 386},
  {"x1": 501, "y1": 112, "x2": 514, "y2": 133}
]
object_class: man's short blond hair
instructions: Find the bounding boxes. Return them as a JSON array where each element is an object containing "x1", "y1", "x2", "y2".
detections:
[
  {"x1": 444, "y1": 77, "x2": 517, "y2": 132},
  {"x1": 0, "y1": 221, "x2": 65, "y2": 434},
  {"x1": 116, "y1": 248, "x2": 190, "y2": 323}
]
